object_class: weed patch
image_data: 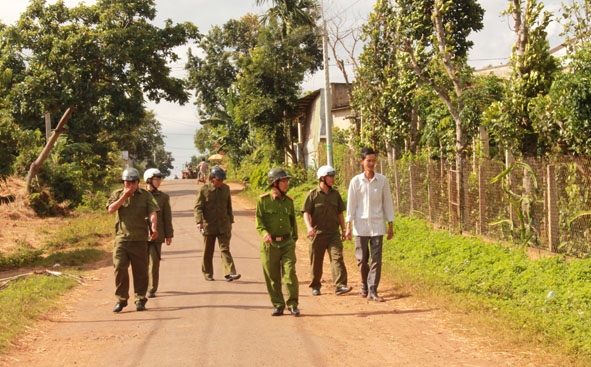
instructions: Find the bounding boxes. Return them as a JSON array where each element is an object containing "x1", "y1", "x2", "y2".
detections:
[{"x1": 386, "y1": 216, "x2": 591, "y2": 359}]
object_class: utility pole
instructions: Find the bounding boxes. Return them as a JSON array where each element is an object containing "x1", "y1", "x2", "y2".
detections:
[{"x1": 321, "y1": 6, "x2": 334, "y2": 167}]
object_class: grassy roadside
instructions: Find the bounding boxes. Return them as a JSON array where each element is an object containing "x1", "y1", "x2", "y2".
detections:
[
  {"x1": 253, "y1": 183, "x2": 591, "y2": 366},
  {"x1": 0, "y1": 211, "x2": 112, "y2": 354}
]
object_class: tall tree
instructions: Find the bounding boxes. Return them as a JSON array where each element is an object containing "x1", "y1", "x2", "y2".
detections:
[
  {"x1": 1, "y1": 0, "x2": 198, "y2": 197},
  {"x1": 534, "y1": 0, "x2": 591, "y2": 155},
  {"x1": 393, "y1": 0, "x2": 484, "y2": 230},
  {"x1": 484, "y1": 0, "x2": 558, "y2": 157},
  {"x1": 186, "y1": 15, "x2": 260, "y2": 165}
]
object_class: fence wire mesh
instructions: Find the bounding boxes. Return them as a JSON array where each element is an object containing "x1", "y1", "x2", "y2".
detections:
[{"x1": 339, "y1": 150, "x2": 591, "y2": 258}]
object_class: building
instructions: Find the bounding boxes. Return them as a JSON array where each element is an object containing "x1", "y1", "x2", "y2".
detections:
[{"x1": 292, "y1": 83, "x2": 355, "y2": 169}]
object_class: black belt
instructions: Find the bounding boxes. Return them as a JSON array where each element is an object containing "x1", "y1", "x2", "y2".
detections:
[{"x1": 271, "y1": 234, "x2": 290, "y2": 242}]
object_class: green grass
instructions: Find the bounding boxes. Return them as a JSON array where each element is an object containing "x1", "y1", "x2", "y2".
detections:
[
  {"x1": 382, "y1": 216, "x2": 591, "y2": 363},
  {"x1": 0, "y1": 211, "x2": 112, "y2": 355},
  {"x1": 0, "y1": 213, "x2": 112, "y2": 272},
  {"x1": 0, "y1": 275, "x2": 78, "y2": 353}
]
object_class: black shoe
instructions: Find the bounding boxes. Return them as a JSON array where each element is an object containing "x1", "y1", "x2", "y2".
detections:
[
  {"x1": 204, "y1": 276, "x2": 214, "y2": 281},
  {"x1": 288, "y1": 306, "x2": 300, "y2": 316},
  {"x1": 335, "y1": 286, "x2": 352, "y2": 295},
  {"x1": 225, "y1": 274, "x2": 241, "y2": 282},
  {"x1": 312, "y1": 288, "x2": 321, "y2": 296},
  {"x1": 368, "y1": 293, "x2": 384, "y2": 302},
  {"x1": 147, "y1": 292, "x2": 156, "y2": 298},
  {"x1": 271, "y1": 306, "x2": 285, "y2": 316},
  {"x1": 113, "y1": 301, "x2": 128, "y2": 313},
  {"x1": 136, "y1": 300, "x2": 147, "y2": 311}
]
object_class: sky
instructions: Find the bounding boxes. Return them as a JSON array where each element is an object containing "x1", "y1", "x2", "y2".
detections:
[{"x1": 0, "y1": 0, "x2": 564, "y2": 177}]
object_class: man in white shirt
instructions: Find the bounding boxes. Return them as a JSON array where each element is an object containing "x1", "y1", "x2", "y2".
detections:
[{"x1": 345, "y1": 147, "x2": 395, "y2": 302}]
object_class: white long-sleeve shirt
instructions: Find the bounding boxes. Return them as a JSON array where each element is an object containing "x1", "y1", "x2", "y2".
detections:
[{"x1": 345, "y1": 172, "x2": 395, "y2": 236}]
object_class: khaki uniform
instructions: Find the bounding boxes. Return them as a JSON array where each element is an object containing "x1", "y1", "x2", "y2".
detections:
[
  {"x1": 148, "y1": 189, "x2": 174, "y2": 294},
  {"x1": 255, "y1": 192, "x2": 299, "y2": 309},
  {"x1": 108, "y1": 188, "x2": 159, "y2": 303},
  {"x1": 302, "y1": 185, "x2": 348, "y2": 291},
  {"x1": 194, "y1": 182, "x2": 237, "y2": 278}
]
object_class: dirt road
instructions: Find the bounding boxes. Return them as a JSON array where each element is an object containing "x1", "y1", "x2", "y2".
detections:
[{"x1": 0, "y1": 179, "x2": 557, "y2": 366}]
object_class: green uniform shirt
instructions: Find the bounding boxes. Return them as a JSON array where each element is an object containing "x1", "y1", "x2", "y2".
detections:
[
  {"x1": 194, "y1": 182, "x2": 234, "y2": 235},
  {"x1": 256, "y1": 192, "x2": 298, "y2": 241},
  {"x1": 150, "y1": 189, "x2": 174, "y2": 243},
  {"x1": 108, "y1": 188, "x2": 160, "y2": 241},
  {"x1": 301, "y1": 185, "x2": 346, "y2": 234}
]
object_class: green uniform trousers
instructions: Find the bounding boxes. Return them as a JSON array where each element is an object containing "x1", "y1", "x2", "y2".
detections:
[
  {"x1": 309, "y1": 232, "x2": 348, "y2": 290},
  {"x1": 148, "y1": 241, "x2": 163, "y2": 294},
  {"x1": 202, "y1": 233, "x2": 236, "y2": 278},
  {"x1": 113, "y1": 240, "x2": 149, "y2": 303},
  {"x1": 260, "y1": 239, "x2": 299, "y2": 308}
]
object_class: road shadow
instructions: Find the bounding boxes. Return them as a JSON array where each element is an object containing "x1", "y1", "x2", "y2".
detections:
[
  {"x1": 172, "y1": 209, "x2": 195, "y2": 218},
  {"x1": 296, "y1": 307, "x2": 435, "y2": 318},
  {"x1": 168, "y1": 189, "x2": 198, "y2": 198}
]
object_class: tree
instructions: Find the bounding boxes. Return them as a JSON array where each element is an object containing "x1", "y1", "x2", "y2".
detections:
[
  {"x1": 534, "y1": 0, "x2": 591, "y2": 155},
  {"x1": 187, "y1": 4, "x2": 322, "y2": 166},
  {"x1": 186, "y1": 15, "x2": 260, "y2": 165},
  {"x1": 1, "y1": 0, "x2": 198, "y2": 198},
  {"x1": 364, "y1": 0, "x2": 483, "y2": 230},
  {"x1": 484, "y1": 0, "x2": 558, "y2": 157}
]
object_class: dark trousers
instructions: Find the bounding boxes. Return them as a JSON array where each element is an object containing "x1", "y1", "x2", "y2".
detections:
[
  {"x1": 354, "y1": 236, "x2": 383, "y2": 294},
  {"x1": 113, "y1": 240, "x2": 149, "y2": 303},
  {"x1": 309, "y1": 233, "x2": 348, "y2": 290},
  {"x1": 201, "y1": 232, "x2": 236, "y2": 278},
  {"x1": 148, "y1": 242, "x2": 163, "y2": 293}
]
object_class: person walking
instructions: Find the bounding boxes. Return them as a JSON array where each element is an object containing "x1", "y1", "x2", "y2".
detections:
[
  {"x1": 194, "y1": 166, "x2": 241, "y2": 282},
  {"x1": 107, "y1": 167, "x2": 159, "y2": 312},
  {"x1": 255, "y1": 167, "x2": 300, "y2": 317},
  {"x1": 345, "y1": 147, "x2": 395, "y2": 302},
  {"x1": 144, "y1": 168, "x2": 174, "y2": 298},
  {"x1": 196, "y1": 158, "x2": 209, "y2": 183},
  {"x1": 302, "y1": 165, "x2": 352, "y2": 297}
]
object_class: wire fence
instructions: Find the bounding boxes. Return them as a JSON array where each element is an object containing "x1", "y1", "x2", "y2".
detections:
[{"x1": 338, "y1": 150, "x2": 591, "y2": 258}]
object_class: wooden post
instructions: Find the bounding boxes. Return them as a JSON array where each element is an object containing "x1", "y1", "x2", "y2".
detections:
[
  {"x1": 478, "y1": 159, "x2": 487, "y2": 235},
  {"x1": 44, "y1": 112, "x2": 51, "y2": 141},
  {"x1": 409, "y1": 163, "x2": 415, "y2": 216},
  {"x1": 546, "y1": 164, "x2": 559, "y2": 252},
  {"x1": 392, "y1": 147, "x2": 400, "y2": 213}
]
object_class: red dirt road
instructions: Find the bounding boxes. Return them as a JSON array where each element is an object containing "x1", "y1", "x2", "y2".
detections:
[{"x1": 0, "y1": 179, "x2": 561, "y2": 366}]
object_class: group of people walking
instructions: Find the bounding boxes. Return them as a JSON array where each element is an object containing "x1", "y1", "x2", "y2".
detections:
[{"x1": 107, "y1": 147, "x2": 395, "y2": 317}]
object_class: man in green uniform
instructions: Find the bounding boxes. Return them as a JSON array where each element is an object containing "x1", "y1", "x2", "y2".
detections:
[
  {"x1": 107, "y1": 167, "x2": 159, "y2": 312},
  {"x1": 255, "y1": 167, "x2": 300, "y2": 316},
  {"x1": 194, "y1": 166, "x2": 241, "y2": 281},
  {"x1": 302, "y1": 165, "x2": 352, "y2": 296},
  {"x1": 144, "y1": 168, "x2": 174, "y2": 298}
]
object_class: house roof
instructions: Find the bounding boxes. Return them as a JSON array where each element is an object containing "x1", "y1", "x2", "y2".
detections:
[{"x1": 295, "y1": 89, "x2": 321, "y2": 116}]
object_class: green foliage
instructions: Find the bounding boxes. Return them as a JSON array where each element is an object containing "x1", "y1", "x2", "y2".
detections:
[
  {"x1": 0, "y1": 244, "x2": 43, "y2": 271},
  {"x1": 387, "y1": 215, "x2": 591, "y2": 358},
  {"x1": 489, "y1": 161, "x2": 541, "y2": 246},
  {"x1": 556, "y1": 162, "x2": 591, "y2": 257},
  {"x1": 484, "y1": 0, "x2": 559, "y2": 157},
  {"x1": 28, "y1": 190, "x2": 59, "y2": 217},
  {"x1": 0, "y1": 275, "x2": 78, "y2": 354},
  {"x1": 0, "y1": 212, "x2": 112, "y2": 271},
  {"x1": 44, "y1": 213, "x2": 112, "y2": 251},
  {"x1": 187, "y1": 5, "x2": 322, "y2": 167},
  {"x1": 0, "y1": 0, "x2": 196, "y2": 209},
  {"x1": 537, "y1": 46, "x2": 591, "y2": 155},
  {"x1": 0, "y1": 112, "x2": 20, "y2": 179}
]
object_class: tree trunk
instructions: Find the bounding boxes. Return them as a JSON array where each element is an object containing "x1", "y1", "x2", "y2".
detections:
[{"x1": 26, "y1": 108, "x2": 74, "y2": 193}]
